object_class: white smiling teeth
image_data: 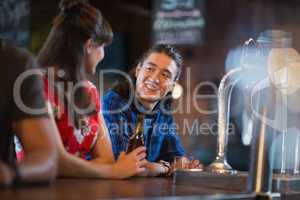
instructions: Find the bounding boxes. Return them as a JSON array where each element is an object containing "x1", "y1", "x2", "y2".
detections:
[{"x1": 145, "y1": 83, "x2": 158, "y2": 90}]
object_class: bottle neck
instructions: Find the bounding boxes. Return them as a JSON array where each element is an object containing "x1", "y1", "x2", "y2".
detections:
[{"x1": 135, "y1": 116, "x2": 144, "y2": 136}]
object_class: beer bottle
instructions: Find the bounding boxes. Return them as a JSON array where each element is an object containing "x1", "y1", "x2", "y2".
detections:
[{"x1": 127, "y1": 114, "x2": 145, "y2": 153}]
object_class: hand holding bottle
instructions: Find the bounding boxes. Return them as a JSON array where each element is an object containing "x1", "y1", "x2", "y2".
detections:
[{"x1": 111, "y1": 146, "x2": 147, "y2": 179}]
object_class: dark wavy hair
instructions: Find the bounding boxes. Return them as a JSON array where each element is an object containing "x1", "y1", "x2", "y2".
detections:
[
  {"x1": 113, "y1": 44, "x2": 183, "y2": 112},
  {"x1": 38, "y1": 0, "x2": 113, "y2": 127}
]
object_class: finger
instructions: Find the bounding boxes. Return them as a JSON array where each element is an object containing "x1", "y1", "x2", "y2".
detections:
[
  {"x1": 182, "y1": 157, "x2": 190, "y2": 168},
  {"x1": 137, "y1": 167, "x2": 146, "y2": 174},
  {"x1": 190, "y1": 160, "x2": 199, "y2": 168},
  {"x1": 133, "y1": 146, "x2": 147, "y2": 154},
  {"x1": 139, "y1": 159, "x2": 148, "y2": 166},
  {"x1": 193, "y1": 160, "x2": 200, "y2": 165},
  {"x1": 192, "y1": 162, "x2": 204, "y2": 169},
  {"x1": 182, "y1": 158, "x2": 189, "y2": 168},
  {"x1": 184, "y1": 162, "x2": 189, "y2": 169},
  {"x1": 189, "y1": 163, "x2": 197, "y2": 169},
  {"x1": 189, "y1": 160, "x2": 200, "y2": 168},
  {"x1": 137, "y1": 152, "x2": 146, "y2": 161}
]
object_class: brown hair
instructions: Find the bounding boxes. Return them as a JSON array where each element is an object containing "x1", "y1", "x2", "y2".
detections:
[{"x1": 38, "y1": 0, "x2": 113, "y2": 127}]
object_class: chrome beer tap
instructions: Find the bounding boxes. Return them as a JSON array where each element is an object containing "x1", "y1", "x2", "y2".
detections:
[{"x1": 207, "y1": 39, "x2": 259, "y2": 174}]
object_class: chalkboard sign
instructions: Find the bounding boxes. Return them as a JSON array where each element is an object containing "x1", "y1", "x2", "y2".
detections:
[
  {"x1": 152, "y1": 0, "x2": 205, "y2": 45},
  {"x1": 0, "y1": 0, "x2": 30, "y2": 47}
]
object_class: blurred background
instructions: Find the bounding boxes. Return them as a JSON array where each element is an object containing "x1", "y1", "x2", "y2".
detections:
[{"x1": 1, "y1": 0, "x2": 300, "y2": 171}]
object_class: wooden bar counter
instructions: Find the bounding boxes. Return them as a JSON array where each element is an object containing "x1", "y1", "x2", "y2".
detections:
[{"x1": 1, "y1": 177, "x2": 300, "y2": 200}]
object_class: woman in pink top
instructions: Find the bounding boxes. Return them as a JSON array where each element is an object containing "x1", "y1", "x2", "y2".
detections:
[{"x1": 37, "y1": 0, "x2": 146, "y2": 179}]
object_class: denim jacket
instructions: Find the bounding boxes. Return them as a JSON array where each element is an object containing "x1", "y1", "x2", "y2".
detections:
[{"x1": 102, "y1": 89, "x2": 185, "y2": 162}]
